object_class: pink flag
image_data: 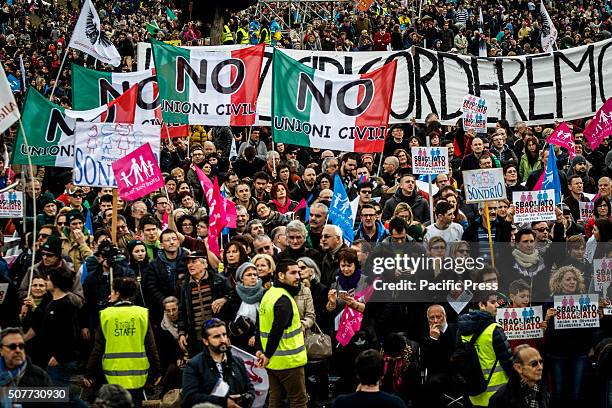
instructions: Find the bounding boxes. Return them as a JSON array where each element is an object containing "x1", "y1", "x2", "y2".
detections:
[
  {"x1": 584, "y1": 98, "x2": 612, "y2": 150},
  {"x1": 162, "y1": 210, "x2": 169, "y2": 231},
  {"x1": 293, "y1": 199, "x2": 307, "y2": 214},
  {"x1": 112, "y1": 143, "x2": 164, "y2": 201},
  {"x1": 546, "y1": 122, "x2": 576, "y2": 159}
]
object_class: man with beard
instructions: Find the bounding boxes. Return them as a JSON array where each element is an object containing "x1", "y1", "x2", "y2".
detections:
[
  {"x1": 256, "y1": 261, "x2": 308, "y2": 408},
  {"x1": 291, "y1": 167, "x2": 320, "y2": 203},
  {"x1": 182, "y1": 319, "x2": 255, "y2": 408},
  {"x1": 566, "y1": 155, "x2": 597, "y2": 194},
  {"x1": 306, "y1": 202, "x2": 329, "y2": 252},
  {"x1": 234, "y1": 181, "x2": 258, "y2": 216}
]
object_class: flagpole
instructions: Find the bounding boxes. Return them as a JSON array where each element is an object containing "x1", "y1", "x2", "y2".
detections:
[
  {"x1": 425, "y1": 132, "x2": 434, "y2": 225},
  {"x1": 49, "y1": 48, "x2": 69, "y2": 101},
  {"x1": 484, "y1": 202, "x2": 496, "y2": 270},
  {"x1": 17, "y1": 117, "x2": 39, "y2": 298}
]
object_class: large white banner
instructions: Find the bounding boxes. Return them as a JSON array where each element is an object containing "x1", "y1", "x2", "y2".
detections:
[
  {"x1": 73, "y1": 123, "x2": 161, "y2": 187},
  {"x1": 138, "y1": 39, "x2": 612, "y2": 126}
]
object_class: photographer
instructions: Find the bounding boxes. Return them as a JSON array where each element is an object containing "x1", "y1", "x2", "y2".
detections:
[
  {"x1": 182, "y1": 319, "x2": 255, "y2": 408},
  {"x1": 82, "y1": 241, "x2": 135, "y2": 340}
]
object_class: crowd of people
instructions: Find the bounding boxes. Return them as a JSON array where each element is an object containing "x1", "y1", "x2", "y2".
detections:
[{"x1": 0, "y1": 0, "x2": 612, "y2": 408}]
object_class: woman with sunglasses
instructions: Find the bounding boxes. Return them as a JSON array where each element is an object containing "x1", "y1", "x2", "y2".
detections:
[
  {"x1": 542, "y1": 266, "x2": 595, "y2": 407},
  {"x1": 586, "y1": 196, "x2": 611, "y2": 238}
]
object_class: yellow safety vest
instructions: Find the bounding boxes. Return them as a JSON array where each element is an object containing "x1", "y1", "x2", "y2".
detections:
[
  {"x1": 100, "y1": 304, "x2": 150, "y2": 389},
  {"x1": 461, "y1": 323, "x2": 509, "y2": 407},
  {"x1": 223, "y1": 25, "x2": 234, "y2": 43},
  {"x1": 237, "y1": 27, "x2": 249, "y2": 44},
  {"x1": 259, "y1": 286, "x2": 307, "y2": 370},
  {"x1": 259, "y1": 27, "x2": 271, "y2": 45}
]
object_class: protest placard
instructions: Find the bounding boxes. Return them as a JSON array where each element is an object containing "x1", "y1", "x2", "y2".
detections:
[
  {"x1": 112, "y1": 143, "x2": 164, "y2": 201},
  {"x1": 554, "y1": 294, "x2": 600, "y2": 329},
  {"x1": 512, "y1": 190, "x2": 556, "y2": 223},
  {"x1": 411, "y1": 147, "x2": 449, "y2": 175},
  {"x1": 463, "y1": 168, "x2": 506, "y2": 203},
  {"x1": 579, "y1": 202, "x2": 594, "y2": 221},
  {"x1": 73, "y1": 123, "x2": 161, "y2": 188},
  {"x1": 496, "y1": 306, "x2": 544, "y2": 340},
  {"x1": 462, "y1": 94, "x2": 488, "y2": 133},
  {"x1": 592, "y1": 259, "x2": 612, "y2": 292},
  {"x1": 0, "y1": 191, "x2": 23, "y2": 218}
]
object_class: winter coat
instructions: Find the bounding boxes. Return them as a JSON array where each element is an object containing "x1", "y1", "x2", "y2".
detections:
[
  {"x1": 489, "y1": 376, "x2": 550, "y2": 408},
  {"x1": 143, "y1": 248, "x2": 189, "y2": 322},
  {"x1": 182, "y1": 347, "x2": 255, "y2": 408},
  {"x1": 382, "y1": 189, "x2": 430, "y2": 223}
]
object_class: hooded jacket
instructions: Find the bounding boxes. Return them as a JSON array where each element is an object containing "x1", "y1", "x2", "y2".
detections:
[
  {"x1": 382, "y1": 189, "x2": 430, "y2": 223},
  {"x1": 457, "y1": 311, "x2": 513, "y2": 376}
]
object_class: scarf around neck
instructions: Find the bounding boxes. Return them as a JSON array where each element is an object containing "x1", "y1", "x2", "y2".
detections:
[
  {"x1": 512, "y1": 248, "x2": 541, "y2": 268},
  {"x1": 0, "y1": 357, "x2": 27, "y2": 387},
  {"x1": 160, "y1": 313, "x2": 179, "y2": 340},
  {"x1": 272, "y1": 199, "x2": 291, "y2": 214},
  {"x1": 337, "y1": 269, "x2": 362, "y2": 291},
  {"x1": 236, "y1": 280, "x2": 265, "y2": 304}
]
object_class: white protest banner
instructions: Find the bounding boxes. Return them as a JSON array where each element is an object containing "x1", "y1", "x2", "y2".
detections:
[
  {"x1": 230, "y1": 346, "x2": 268, "y2": 408},
  {"x1": 579, "y1": 202, "x2": 594, "y2": 221},
  {"x1": 512, "y1": 190, "x2": 556, "y2": 223},
  {"x1": 411, "y1": 147, "x2": 449, "y2": 175},
  {"x1": 462, "y1": 168, "x2": 506, "y2": 203},
  {"x1": 73, "y1": 123, "x2": 161, "y2": 188},
  {"x1": 593, "y1": 259, "x2": 612, "y2": 292},
  {"x1": 554, "y1": 294, "x2": 600, "y2": 329},
  {"x1": 0, "y1": 191, "x2": 23, "y2": 218},
  {"x1": 138, "y1": 38, "x2": 612, "y2": 127},
  {"x1": 496, "y1": 306, "x2": 544, "y2": 340}
]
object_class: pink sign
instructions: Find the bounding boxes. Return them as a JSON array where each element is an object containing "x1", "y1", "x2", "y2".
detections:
[
  {"x1": 584, "y1": 98, "x2": 612, "y2": 150},
  {"x1": 112, "y1": 143, "x2": 164, "y2": 201},
  {"x1": 546, "y1": 122, "x2": 576, "y2": 159}
]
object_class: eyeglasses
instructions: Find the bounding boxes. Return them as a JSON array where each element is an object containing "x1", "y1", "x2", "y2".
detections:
[
  {"x1": 2, "y1": 343, "x2": 25, "y2": 350},
  {"x1": 362, "y1": 213, "x2": 376, "y2": 218},
  {"x1": 38, "y1": 233, "x2": 50, "y2": 239},
  {"x1": 360, "y1": 190, "x2": 372, "y2": 194},
  {"x1": 527, "y1": 359, "x2": 544, "y2": 368},
  {"x1": 534, "y1": 227, "x2": 549, "y2": 232},
  {"x1": 431, "y1": 245, "x2": 446, "y2": 250},
  {"x1": 41, "y1": 252, "x2": 56, "y2": 257},
  {"x1": 256, "y1": 245, "x2": 272, "y2": 253},
  {"x1": 287, "y1": 235, "x2": 304, "y2": 242},
  {"x1": 163, "y1": 237, "x2": 178, "y2": 243}
]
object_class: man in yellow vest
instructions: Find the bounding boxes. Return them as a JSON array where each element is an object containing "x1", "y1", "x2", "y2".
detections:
[
  {"x1": 256, "y1": 260, "x2": 308, "y2": 408},
  {"x1": 236, "y1": 19, "x2": 250, "y2": 44},
  {"x1": 458, "y1": 292, "x2": 513, "y2": 407},
  {"x1": 84, "y1": 277, "x2": 160, "y2": 407},
  {"x1": 223, "y1": 23, "x2": 234, "y2": 44}
]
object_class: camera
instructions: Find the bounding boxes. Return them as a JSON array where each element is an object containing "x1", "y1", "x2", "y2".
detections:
[
  {"x1": 96, "y1": 240, "x2": 120, "y2": 266},
  {"x1": 234, "y1": 393, "x2": 255, "y2": 408}
]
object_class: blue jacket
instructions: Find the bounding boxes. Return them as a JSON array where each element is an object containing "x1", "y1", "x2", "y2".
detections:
[{"x1": 353, "y1": 220, "x2": 389, "y2": 243}]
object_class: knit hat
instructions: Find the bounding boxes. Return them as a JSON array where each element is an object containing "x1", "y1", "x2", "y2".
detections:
[
  {"x1": 571, "y1": 155, "x2": 587, "y2": 166},
  {"x1": 66, "y1": 209, "x2": 85, "y2": 225},
  {"x1": 40, "y1": 196, "x2": 57, "y2": 208},
  {"x1": 41, "y1": 235, "x2": 62, "y2": 257},
  {"x1": 236, "y1": 262, "x2": 257, "y2": 282},
  {"x1": 127, "y1": 239, "x2": 145, "y2": 255}
]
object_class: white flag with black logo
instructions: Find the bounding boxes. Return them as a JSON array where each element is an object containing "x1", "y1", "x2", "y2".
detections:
[
  {"x1": 0, "y1": 63, "x2": 20, "y2": 134},
  {"x1": 68, "y1": 0, "x2": 121, "y2": 67},
  {"x1": 540, "y1": 1, "x2": 558, "y2": 53}
]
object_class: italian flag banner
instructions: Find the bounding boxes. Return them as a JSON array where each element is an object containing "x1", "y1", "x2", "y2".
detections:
[
  {"x1": 71, "y1": 64, "x2": 189, "y2": 138},
  {"x1": 12, "y1": 85, "x2": 137, "y2": 167},
  {"x1": 151, "y1": 39, "x2": 265, "y2": 126},
  {"x1": 272, "y1": 49, "x2": 397, "y2": 153}
]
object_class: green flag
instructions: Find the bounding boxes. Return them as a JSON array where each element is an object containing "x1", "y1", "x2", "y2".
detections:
[
  {"x1": 146, "y1": 20, "x2": 160, "y2": 36},
  {"x1": 12, "y1": 87, "x2": 107, "y2": 167},
  {"x1": 166, "y1": 7, "x2": 177, "y2": 21}
]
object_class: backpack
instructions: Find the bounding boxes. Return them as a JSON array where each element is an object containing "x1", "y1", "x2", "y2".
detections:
[{"x1": 450, "y1": 323, "x2": 498, "y2": 396}]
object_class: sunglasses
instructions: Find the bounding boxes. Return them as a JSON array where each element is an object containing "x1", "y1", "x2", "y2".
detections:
[
  {"x1": 2, "y1": 343, "x2": 25, "y2": 351},
  {"x1": 527, "y1": 359, "x2": 544, "y2": 368},
  {"x1": 70, "y1": 194, "x2": 84, "y2": 198},
  {"x1": 41, "y1": 251, "x2": 56, "y2": 257},
  {"x1": 38, "y1": 233, "x2": 50, "y2": 239},
  {"x1": 534, "y1": 227, "x2": 549, "y2": 232}
]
